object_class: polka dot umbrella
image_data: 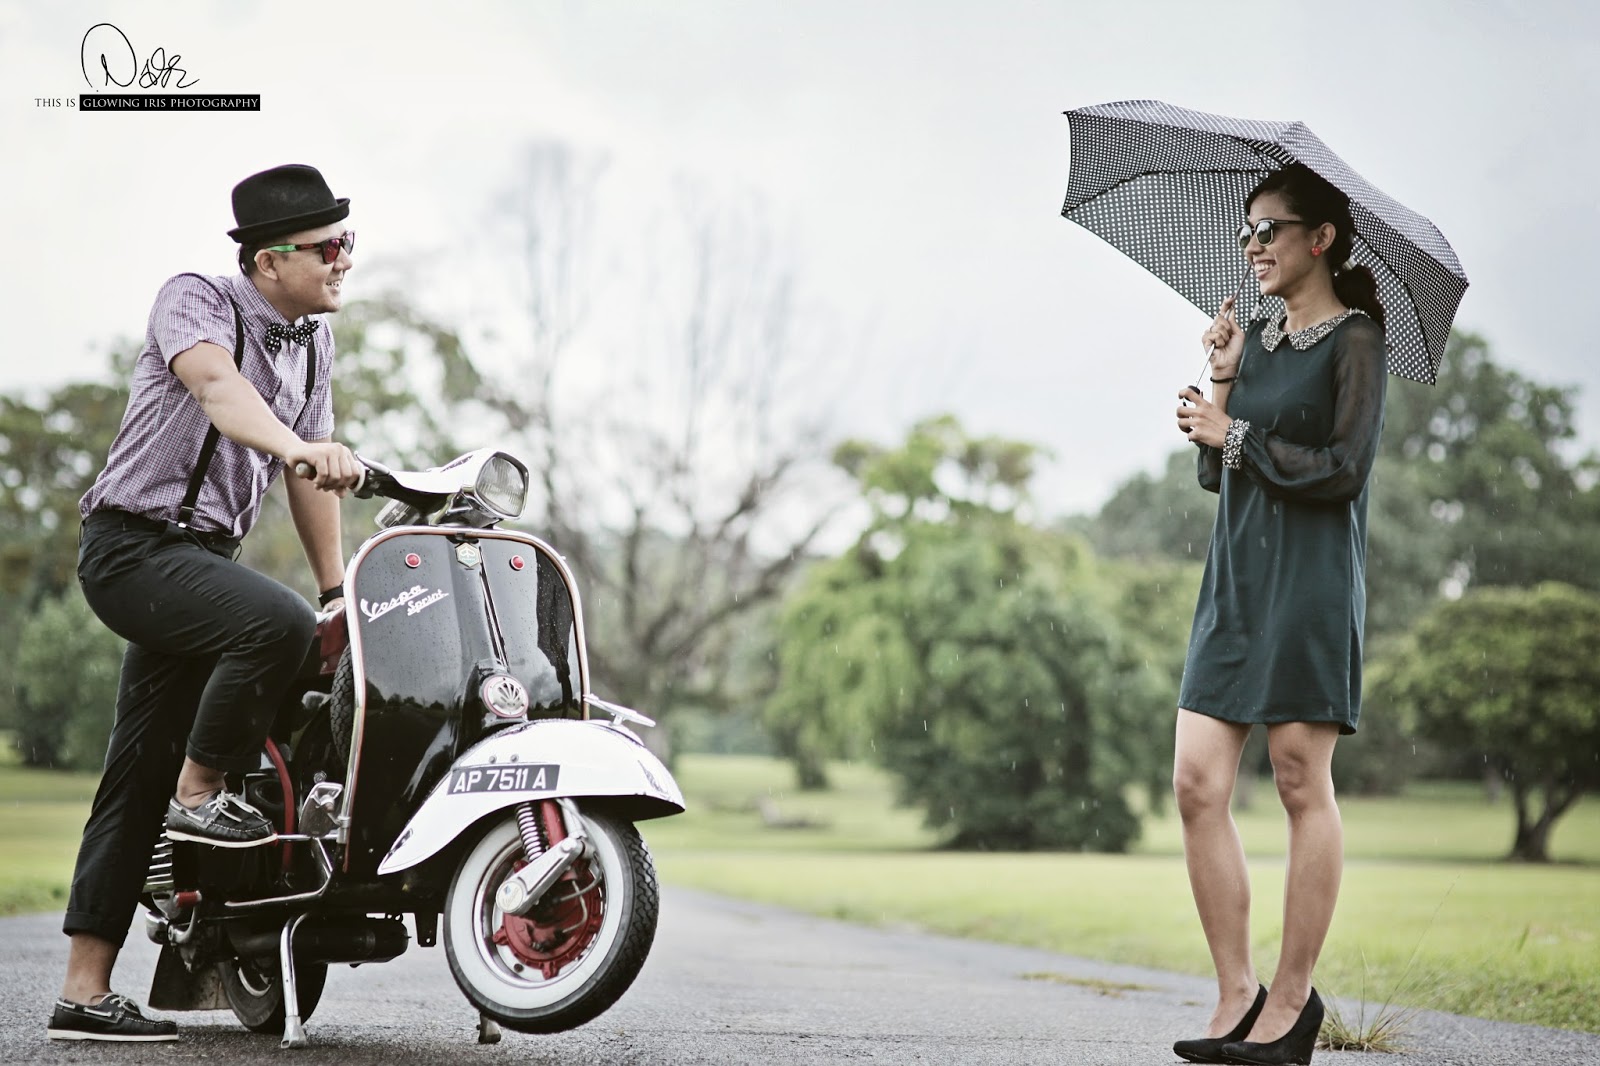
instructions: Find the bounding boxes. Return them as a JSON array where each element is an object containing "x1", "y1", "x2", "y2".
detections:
[{"x1": 1060, "y1": 99, "x2": 1468, "y2": 385}]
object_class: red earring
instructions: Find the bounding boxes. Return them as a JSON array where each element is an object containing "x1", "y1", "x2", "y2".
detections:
[{"x1": 1311, "y1": 247, "x2": 1322, "y2": 256}]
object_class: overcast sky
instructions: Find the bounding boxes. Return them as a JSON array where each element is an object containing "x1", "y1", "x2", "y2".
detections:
[{"x1": 5, "y1": 0, "x2": 1597, "y2": 516}]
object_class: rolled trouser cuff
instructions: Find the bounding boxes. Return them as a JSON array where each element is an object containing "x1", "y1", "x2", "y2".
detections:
[
  {"x1": 63, "y1": 909, "x2": 135, "y2": 949},
  {"x1": 184, "y1": 741, "x2": 263, "y2": 775}
]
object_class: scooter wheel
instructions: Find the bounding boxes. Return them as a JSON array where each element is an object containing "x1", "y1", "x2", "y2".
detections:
[
  {"x1": 217, "y1": 953, "x2": 328, "y2": 1034},
  {"x1": 443, "y1": 807, "x2": 658, "y2": 1033}
]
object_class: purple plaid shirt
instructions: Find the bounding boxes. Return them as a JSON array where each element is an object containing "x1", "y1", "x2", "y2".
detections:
[{"x1": 79, "y1": 272, "x2": 335, "y2": 537}]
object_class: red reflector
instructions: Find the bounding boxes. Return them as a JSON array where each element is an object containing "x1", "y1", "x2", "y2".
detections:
[
  {"x1": 509, "y1": 555, "x2": 525, "y2": 571},
  {"x1": 404, "y1": 553, "x2": 422, "y2": 568},
  {"x1": 175, "y1": 890, "x2": 203, "y2": 908}
]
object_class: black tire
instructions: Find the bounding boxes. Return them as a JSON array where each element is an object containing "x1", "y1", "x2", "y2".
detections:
[
  {"x1": 444, "y1": 808, "x2": 659, "y2": 1034},
  {"x1": 217, "y1": 953, "x2": 328, "y2": 1034},
  {"x1": 330, "y1": 646, "x2": 356, "y2": 768}
]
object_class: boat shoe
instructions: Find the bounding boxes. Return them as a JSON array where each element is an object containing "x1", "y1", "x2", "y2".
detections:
[
  {"x1": 47, "y1": 992, "x2": 178, "y2": 1041},
  {"x1": 165, "y1": 790, "x2": 277, "y2": 847}
]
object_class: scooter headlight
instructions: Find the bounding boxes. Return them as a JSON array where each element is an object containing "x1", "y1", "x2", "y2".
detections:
[{"x1": 474, "y1": 453, "x2": 528, "y2": 520}]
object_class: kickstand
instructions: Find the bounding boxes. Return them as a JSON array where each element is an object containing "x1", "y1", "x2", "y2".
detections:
[
  {"x1": 279, "y1": 913, "x2": 313, "y2": 1049},
  {"x1": 477, "y1": 1013, "x2": 502, "y2": 1044}
]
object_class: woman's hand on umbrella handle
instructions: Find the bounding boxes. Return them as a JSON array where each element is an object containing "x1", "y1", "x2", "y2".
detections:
[
  {"x1": 1175, "y1": 387, "x2": 1230, "y2": 448},
  {"x1": 1202, "y1": 296, "x2": 1244, "y2": 378}
]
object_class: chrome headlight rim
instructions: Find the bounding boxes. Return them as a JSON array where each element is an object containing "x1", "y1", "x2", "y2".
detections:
[{"x1": 473, "y1": 453, "x2": 529, "y2": 520}]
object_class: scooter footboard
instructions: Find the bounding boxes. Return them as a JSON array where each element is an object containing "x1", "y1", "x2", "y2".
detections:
[{"x1": 376, "y1": 719, "x2": 684, "y2": 875}]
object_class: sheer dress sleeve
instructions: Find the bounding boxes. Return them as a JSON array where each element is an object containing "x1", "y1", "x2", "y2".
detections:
[
  {"x1": 1196, "y1": 443, "x2": 1222, "y2": 494},
  {"x1": 1236, "y1": 317, "x2": 1387, "y2": 503}
]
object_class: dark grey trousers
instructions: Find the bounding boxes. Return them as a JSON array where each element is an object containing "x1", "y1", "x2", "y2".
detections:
[{"x1": 63, "y1": 510, "x2": 315, "y2": 945}]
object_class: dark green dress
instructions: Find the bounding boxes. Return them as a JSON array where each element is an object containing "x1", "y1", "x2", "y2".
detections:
[{"x1": 1179, "y1": 310, "x2": 1388, "y2": 734}]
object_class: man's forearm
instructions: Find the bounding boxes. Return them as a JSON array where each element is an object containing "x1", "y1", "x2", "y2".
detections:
[{"x1": 285, "y1": 471, "x2": 345, "y2": 596}]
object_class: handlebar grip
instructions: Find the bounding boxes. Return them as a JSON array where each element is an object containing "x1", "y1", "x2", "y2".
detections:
[{"x1": 295, "y1": 456, "x2": 372, "y2": 494}]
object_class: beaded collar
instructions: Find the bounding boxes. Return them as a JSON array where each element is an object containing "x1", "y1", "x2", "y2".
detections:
[{"x1": 1261, "y1": 307, "x2": 1370, "y2": 351}]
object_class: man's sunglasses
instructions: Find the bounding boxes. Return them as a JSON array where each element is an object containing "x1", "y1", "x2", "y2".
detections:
[
  {"x1": 1237, "y1": 218, "x2": 1310, "y2": 250},
  {"x1": 264, "y1": 231, "x2": 355, "y2": 264}
]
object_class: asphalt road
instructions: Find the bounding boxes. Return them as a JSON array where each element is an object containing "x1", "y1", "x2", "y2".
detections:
[{"x1": 3, "y1": 887, "x2": 1595, "y2": 1065}]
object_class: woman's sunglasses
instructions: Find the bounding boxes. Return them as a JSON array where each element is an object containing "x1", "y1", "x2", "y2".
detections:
[
  {"x1": 1236, "y1": 218, "x2": 1310, "y2": 250},
  {"x1": 264, "y1": 231, "x2": 355, "y2": 264}
]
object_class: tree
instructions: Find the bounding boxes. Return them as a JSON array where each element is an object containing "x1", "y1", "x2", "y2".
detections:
[
  {"x1": 1370, "y1": 583, "x2": 1600, "y2": 861},
  {"x1": 1380, "y1": 330, "x2": 1600, "y2": 596},
  {"x1": 0, "y1": 364, "x2": 134, "y2": 738},
  {"x1": 10, "y1": 591, "x2": 125, "y2": 769},
  {"x1": 1070, "y1": 449, "x2": 1216, "y2": 565},
  {"x1": 0, "y1": 371, "x2": 132, "y2": 600},
  {"x1": 768, "y1": 416, "x2": 1185, "y2": 850}
]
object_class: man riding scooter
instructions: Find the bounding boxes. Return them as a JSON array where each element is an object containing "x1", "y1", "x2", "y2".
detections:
[{"x1": 51, "y1": 164, "x2": 362, "y2": 1042}]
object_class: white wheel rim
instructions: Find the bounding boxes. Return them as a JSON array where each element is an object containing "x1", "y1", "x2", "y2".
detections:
[{"x1": 447, "y1": 814, "x2": 627, "y2": 1011}]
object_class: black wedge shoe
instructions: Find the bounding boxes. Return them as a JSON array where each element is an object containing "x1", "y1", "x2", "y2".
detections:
[
  {"x1": 1218, "y1": 988, "x2": 1324, "y2": 1066},
  {"x1": 1173, "y1": 984, "x2": 1267, "y2": 1064}
]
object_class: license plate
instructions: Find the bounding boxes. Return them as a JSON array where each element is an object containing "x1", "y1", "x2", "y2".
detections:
[{"x1": 448, "y1": 764, "x2": 560, "y2": 795}]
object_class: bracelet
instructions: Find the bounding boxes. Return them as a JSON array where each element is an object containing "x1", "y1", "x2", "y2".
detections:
[
  {"x1": 318, "y1": 585, "x2": 344, "y2": 606},
  {"x1": 1210, "y1": 376, "x2": 1236, "y2": 384},
  {"x1": 1222, "y1": 419, "x2": 1251, "y2": 470}
]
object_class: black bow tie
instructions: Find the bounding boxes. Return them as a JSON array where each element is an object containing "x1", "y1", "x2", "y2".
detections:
[{"x1": 264, "y1": 320, "x2": 318, "y2": 354}]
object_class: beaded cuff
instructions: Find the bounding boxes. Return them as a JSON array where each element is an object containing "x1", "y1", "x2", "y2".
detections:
[{"x1": 1222, "y1": 419, "x2": 1250, "y2": 471}]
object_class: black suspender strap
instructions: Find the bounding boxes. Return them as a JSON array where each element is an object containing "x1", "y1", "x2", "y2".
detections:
[
  {"x1": 295, "y1": 333, "x2": 317, "y2": 428},
  {"x1": 176, "y1": 275, "x2": 244, "y2": 529}
]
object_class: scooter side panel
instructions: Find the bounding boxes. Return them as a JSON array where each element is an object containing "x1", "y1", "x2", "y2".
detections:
[
  {"x1": 346, "y1": 532, "x2": 497, "y2": 873},
  {"x1": 376, "y1": 719, "x2": 685, "y2": 874}
]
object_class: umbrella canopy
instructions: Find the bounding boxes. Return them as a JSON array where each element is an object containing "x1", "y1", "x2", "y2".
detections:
[{"x1": 1061, "y1": 99, "x2": 1468, "y2": 385}]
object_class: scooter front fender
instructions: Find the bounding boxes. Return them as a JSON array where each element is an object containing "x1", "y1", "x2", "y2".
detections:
[{"x1": 376, "y1": 719, "x2": 684, "y2": 875}]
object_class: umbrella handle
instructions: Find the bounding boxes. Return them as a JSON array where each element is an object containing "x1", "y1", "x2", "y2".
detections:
[{"x1": 1192, "y1": 271, "x2": 1250, "y2": 395}]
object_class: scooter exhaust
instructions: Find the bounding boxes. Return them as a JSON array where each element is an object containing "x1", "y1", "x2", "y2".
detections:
[{"x1": 227, "y1": 916, "x2": 410, "y2": 965}]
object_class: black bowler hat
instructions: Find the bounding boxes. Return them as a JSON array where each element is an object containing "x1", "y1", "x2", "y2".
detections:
[{"x1": 227, "y1": 164, "x2": 350, "y2": 244}]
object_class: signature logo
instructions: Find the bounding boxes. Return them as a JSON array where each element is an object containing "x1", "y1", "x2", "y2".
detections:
[
  {"x1": 361, "y1": 584, "x2": 450, "y2": 623},
  {"x1": 80, "y1": 22, "x2": 199, "y2": 90}
]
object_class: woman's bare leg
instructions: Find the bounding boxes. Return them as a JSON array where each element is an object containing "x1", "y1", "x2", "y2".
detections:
[
  {"x1": 1174, "y1": 708, "x2": 1258, "y2": 1037},
  {"x1": 1248, "y1": 720, "x2": 1343, "y2": 1041}
]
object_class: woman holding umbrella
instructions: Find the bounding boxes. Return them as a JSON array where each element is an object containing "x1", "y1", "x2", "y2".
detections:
[
  {"x1": 1063, "y1": 98, "x2": 1467, "y2": 1066},
  {"x1": 1170, "y1": 163, "x2": 1388, "y2": 1066}
]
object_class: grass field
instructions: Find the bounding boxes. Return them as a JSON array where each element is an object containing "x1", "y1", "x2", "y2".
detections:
[
  {"x1": 3, "y1": 754, "x2": 1595, "y2": 1032},
  {"x1": 0, "y1": 764, "x2": 99, "y2": 917}
]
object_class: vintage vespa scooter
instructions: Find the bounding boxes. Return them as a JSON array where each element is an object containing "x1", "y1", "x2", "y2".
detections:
[{"x1": 141, "y1": 449, "x2": 684, "y2": 1048}]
